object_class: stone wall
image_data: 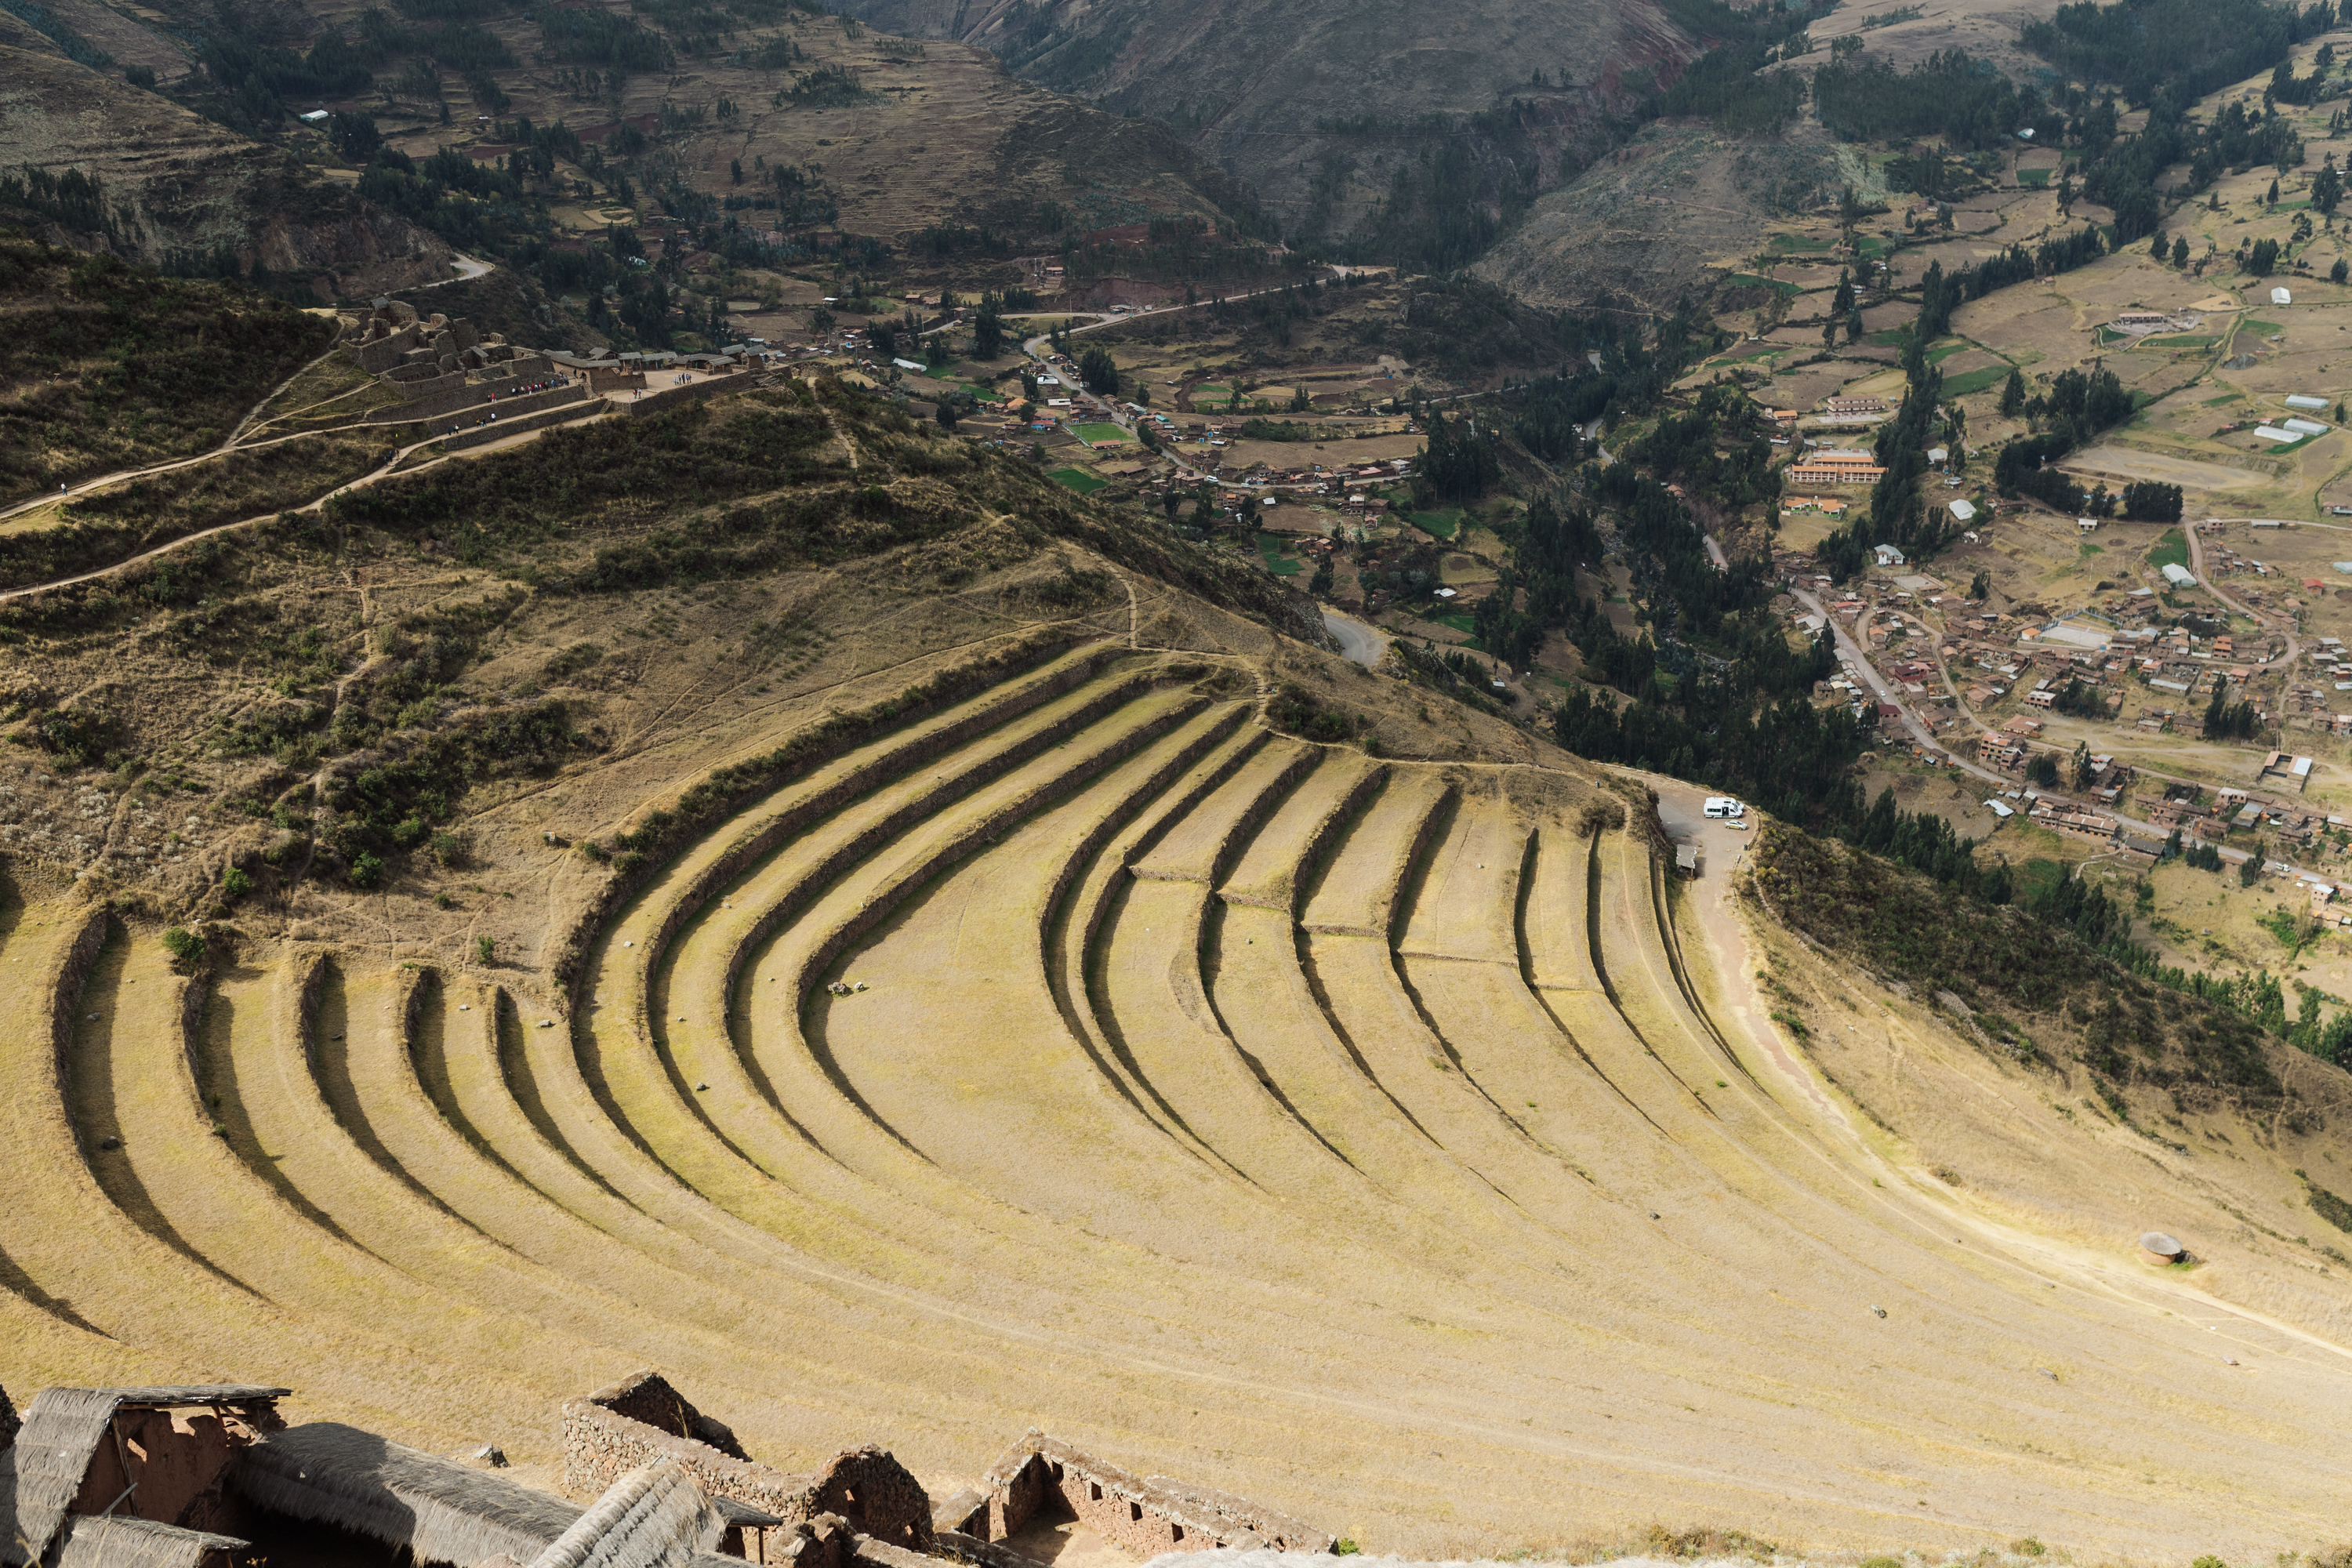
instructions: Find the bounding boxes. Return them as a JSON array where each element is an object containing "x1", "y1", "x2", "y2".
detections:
[
  {"x1": 560, "y1": 1372, "x2": 931, "y2": 1548},
  {"x1": 363, "y1": 357, "x2": 561, "y2": 425},
  {"x1": 424, "y1": 388, "x2": 592, "y2": 448},
  {"x1": 622, "y1": 374, "x2": 750, "y2": 419},
  {"x1": 972, "y1": 1432, "x2": 1331, "y2": 1558}
]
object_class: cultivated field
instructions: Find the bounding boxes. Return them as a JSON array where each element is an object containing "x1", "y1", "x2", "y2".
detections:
[{"x1": 7, "y1": 626, "x2": 2352, "y2": 1558}]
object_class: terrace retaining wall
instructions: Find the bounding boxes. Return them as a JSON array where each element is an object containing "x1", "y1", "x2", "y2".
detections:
[{"x1": 547, "y1": 632, "x2": 1106, "y2": 1003}]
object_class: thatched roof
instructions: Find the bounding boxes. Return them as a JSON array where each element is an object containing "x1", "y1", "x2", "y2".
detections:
[
  {"x1": 2, "y1": 1385, "x2": 289, "y2": 1566},
  {"x1": 531, "y1": 1458, "x2": 717, "y2": 1568},
  {"x1": 50, "y1": 1515, "x2": 249, "y2": 1568},
  {"x1": 5, "y1": 1387, "x2": 129, "y2": 1565},
  {"x1": 93, "y1": 1388, "x2": 289, "y2": 1409},
  {"x1": 234, "y1": 1423, "x2": 583, "y2": 1567},
  {"x1": 709, "y1": 1496, "x2": 784, "y2": 1530}
]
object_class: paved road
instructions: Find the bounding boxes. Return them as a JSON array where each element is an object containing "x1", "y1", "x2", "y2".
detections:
[{"x1": 1321, "y1": 608, "x2": 1389, "y2": 667}]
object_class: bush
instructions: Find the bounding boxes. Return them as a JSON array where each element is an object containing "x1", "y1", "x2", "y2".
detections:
[
  {"x1": 474, "y1": 935, "x2": 496, "y2": 964},
  {"x1": 222, "y1": 866, "x2": 253, "y2": 898},
  {"x1": 162, "y1": 926, "x2": 206, "y2": 966}
]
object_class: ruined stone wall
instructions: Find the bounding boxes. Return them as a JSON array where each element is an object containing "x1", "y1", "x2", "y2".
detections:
[
  {"x1": 560, "y1": 1374, "x2": 933, "y2": 1550},
  {"x1": 562, "y1": 1395, "x2": 819, "y2": 1523},
  {"x1": 975, "y1": 1433, "x2": 1330, "y2": 1557}
]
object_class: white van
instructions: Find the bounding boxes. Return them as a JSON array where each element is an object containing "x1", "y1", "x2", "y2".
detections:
[{"x1": 1703, "y1": 797, "x2": 1746, "y2": 819}]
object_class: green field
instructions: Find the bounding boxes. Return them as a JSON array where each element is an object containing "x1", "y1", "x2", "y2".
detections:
[
  {"x1": 2241, "y1": 320, "x2": 2285, "y2": 337},
  {"x1": 1070, "y1": 423, "x2": 1128, "y2": 443},
  {"x1": 1254, "y1": 532, "x2": 1303, "y2": 575},
  {"x1": 2018, "y1": 168, "x2": 2052, "y2": 188},
  {"x1": 1433, "y1": 612, "x2": 1478, "y2": 635},
  {"x1": 1943, "y1": 365, "x2": 2013, "y2": 398},
  {"x1": 1729, "y1": 274, "x2": 1807, "y2": 298},
  {"x1": 1048, "y1": 468, "x2": 1106, "y2": 493},
  {"x1": 2148, "y1": 528, "x2": 2189, "y2": 570},
  {"x1": 2141, "y1": 334, "x2": 2217, "y2": 349},
  {"x1": 1411, "y1": 510, "x2": 1462, "y2": 539},
  {"x1": 1927, "y1": 341, "x2": 1973, "y2": 365}
]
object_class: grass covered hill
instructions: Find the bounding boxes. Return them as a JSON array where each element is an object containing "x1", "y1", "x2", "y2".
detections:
[{"x1": 0, "y1": 239, "x2": 338, "y2": 505}]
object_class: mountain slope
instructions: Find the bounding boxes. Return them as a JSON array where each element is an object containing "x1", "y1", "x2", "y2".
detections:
[
  {"x1": 0, "y1": 42, "x2": 452, "y2": 293},
  {"x1": 0, "y1": 260, "x2": 2349, "y2": 1559},
  {"x1": 831, "y1": 0, "x2": 1718, "y2": 239}
]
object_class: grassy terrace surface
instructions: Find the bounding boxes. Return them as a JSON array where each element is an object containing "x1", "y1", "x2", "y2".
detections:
[{"x1": 7, "y1": 648, "x2": 2352, "y2": 1559}]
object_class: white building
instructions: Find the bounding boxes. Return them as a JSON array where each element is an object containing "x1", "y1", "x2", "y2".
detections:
[
  {"x1": 2161, "y1": 562, "x2": 2198, "y2": 587},
  {"x1": 2273, "y1": 287, "x2": 2294, "y2": 306},
  {"x1": 1948, "y1": 498, "x2": 1977, "y2": 522}
]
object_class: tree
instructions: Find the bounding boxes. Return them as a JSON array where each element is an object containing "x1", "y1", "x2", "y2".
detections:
[
  {"x1": 2318, "y1": 159, "x2": 2346, "y2": 216},
  {"x1": 1998, "y1": 366, "x2": 2026, "y2": 416},
  {"x1": 2241, "y1": 842, "x2": 2265, "y2": 886},
  {"x1": 2172, "y1": 235, "x2": 2190, "y2": 267},
  {"x1": 2250, "y1": 238, "x2": 2281, "y2": 275},
  {"x1": 729, "y1": 157, "x2": 742, "y2": 184},
  {"x1": 2025, "y1": 753, "x2": 2060, "y2": 786},
  {"x1": 1847, "y1": 304, "x2": 1867, "y2": 343},
  {"x1": 1077, "y1": 346, "x2": 1119, "y2": 396},
  {"x1": 2121, "y1": 481, "x2": 2183, "y2": 521},
  {"x1": 1832, "y1": 268, "x2": 1857, "y2": 317},
  {"x1": 2336, "y1": 258, "x2": 2350, "y2": 284},
  {"x1": 936, "y1": 400, "x2": 959, "y2": 431},
  {"x1": 810, "y1": 304, "x2": 835, "y2": 332},
  {"x1": 2071, "y1": 739, "x2": 2096, "y2": 789},
  {"x1": 2268, "y1": 177, "x2": 2281, "y2": 205},
  {"x1": 2150, "y1": 230, "x2": 2169, "y2": 260},
  {"x1": 972, "y1": 302, "x2": 1004, "y2": 359},
  {"x1": 1969, "y1": 568, "x2": 1991, "y2": 599}
]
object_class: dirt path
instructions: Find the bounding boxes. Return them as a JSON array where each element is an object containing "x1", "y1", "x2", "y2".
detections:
[{"x1": 0, "y1": 404, "x2": 622, "y2": 604}]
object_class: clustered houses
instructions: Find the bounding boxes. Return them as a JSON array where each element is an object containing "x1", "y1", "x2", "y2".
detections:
[{"x1": 0, "y1": 1371, "x2": 1330, "y2": 1568}]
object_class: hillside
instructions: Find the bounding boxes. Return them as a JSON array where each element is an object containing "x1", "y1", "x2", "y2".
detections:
[
  {"x1": 0, "y1": 41, "x2": 453, "y2": 292},
  {"x1": 829, "y1": 0, "x2": 1719, "y2": 244},
  {"x1": 0, "y1": 247, "x2": 2349, "y2": 1566}
]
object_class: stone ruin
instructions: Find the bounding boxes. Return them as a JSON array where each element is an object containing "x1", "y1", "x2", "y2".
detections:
[
  {"x1": 1, "y1": 1367, "x2": 1330, "y2": 1568},
  {"x1": 942, "y1": 1429, "x2": 1332, "y2": 1559},
  {"x1": 347, "y1": 296, "x2": 532, "y2": 382}
]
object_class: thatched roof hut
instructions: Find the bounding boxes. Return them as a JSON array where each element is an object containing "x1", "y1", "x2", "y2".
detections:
[
  {"x1": 235, "y1": 1425, "x2": 753, "y2": 1568},
  {"x1": 234, "y1": 1423, "x2": 584, "y2": 1567},
  {"x1": 49, "y1": 1514, "x2": 249, "y2": 1568},
  {"x1": 532, "y1": 1457, "x2": 720, "y2": 1568},
  {"x1": 2, "y1": 1385, "x2": 285, "y2": 1567}
]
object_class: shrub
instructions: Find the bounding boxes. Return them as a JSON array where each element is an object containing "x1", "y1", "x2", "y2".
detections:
[
  {"x1": 222, "y1": 866, "x2": 253, "y2": 898},
  {"x1": 350, "y1": 851, "x2": 386, "y2": 887},
  {"x1": 162, "y1": 927, "x2": 206, "y2": 966},
  {"x1": 474, "y1": 935, "x2": 495, "y2": 964}
]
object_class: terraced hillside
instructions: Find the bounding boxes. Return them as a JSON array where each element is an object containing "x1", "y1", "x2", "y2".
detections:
[{"x1": 7, "y1": 628, "x2": 2352, "y2": 1559}]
